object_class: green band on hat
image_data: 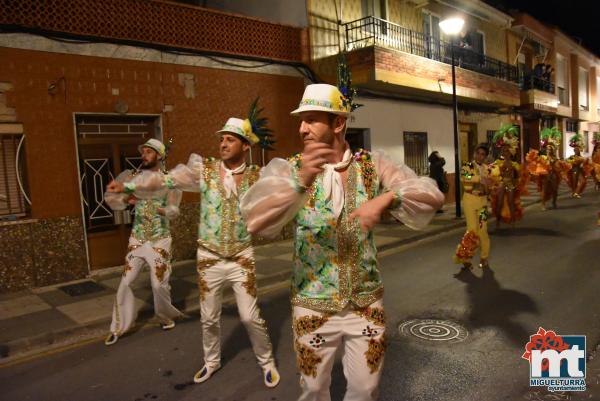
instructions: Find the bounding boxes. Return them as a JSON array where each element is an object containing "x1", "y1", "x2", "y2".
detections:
[
  {"x1": 221, "y1": 124, "x2": 245, "y2": 136},
  {"x1": 298, "y1": 99, "x2": 333, "y2": 109}
]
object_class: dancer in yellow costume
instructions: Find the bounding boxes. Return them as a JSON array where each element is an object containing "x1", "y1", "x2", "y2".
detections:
[
  {"x1": 454, "y1": 144, "x2": 491, "y2": 270},
  {"x1": 489, "y1": 124, "x2": 527, "y2": 227}
]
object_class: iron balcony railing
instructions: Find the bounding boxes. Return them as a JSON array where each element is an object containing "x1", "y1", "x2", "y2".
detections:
[
  {"x1": 521, "y1": 75, "x2": 556, "y2": 94},
  {"x1": 343, "y1": 16, "x2": 520, "y2": 84}
]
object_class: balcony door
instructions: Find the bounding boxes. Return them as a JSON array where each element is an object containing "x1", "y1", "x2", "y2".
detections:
[{"x1": 422, "y1": 11, "x2": 441, "y2": 60}]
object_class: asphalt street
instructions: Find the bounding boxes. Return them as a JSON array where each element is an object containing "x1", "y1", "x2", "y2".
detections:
[{"x1": 1, "y1": 192, "x2": 599, "y2": 401}]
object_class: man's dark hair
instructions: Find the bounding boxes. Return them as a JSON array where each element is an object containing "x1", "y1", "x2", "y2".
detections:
[{"x1": 475, "y1": 143, "x2": 489, "y2": 156}]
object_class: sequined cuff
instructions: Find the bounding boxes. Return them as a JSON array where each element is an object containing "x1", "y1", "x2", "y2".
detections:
[
  {"x1": 389, "y1": 191, "x2": 402, "y2": 210},
  {"x1": 124, "y1": 182, "x2": 136, "y2": 194},
  {"x1": 164, "y1": 175, "x2": 175, "y2": 189},
  {"x1": 292, "y1": 171, "x2": 308, "y2": 194}
]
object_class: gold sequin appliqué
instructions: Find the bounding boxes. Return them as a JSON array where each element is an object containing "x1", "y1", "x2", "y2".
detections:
[
  {"x1": 293, "y1": 315, "x2": 329, "y2": 337},
  {"x1": 355, "y1": 307, "x2": 385, "y2": 327},
  {"x1": 238, "y1": 256, "x2": 257, "y2": 298},
  {"x1": 365, "y1": 335, "x2": 386, "y2": 374},
  {"x1": 294, "y1": 339, "x2": 322, "y2": 378},
  {"x1": 197, "y1": 259, "x2": 219, "y2": 301},
  {"x1": 154, "y1": 259, "x2": 168, "y2": 282}
]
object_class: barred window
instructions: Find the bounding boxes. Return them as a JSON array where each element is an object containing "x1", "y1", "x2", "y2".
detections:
[
  {"x1": 403, "y1": 132, "x2": 428, "y2": 176},
  {"x1": 0, "y1": 134, "x2": 29, "y2": 218}
]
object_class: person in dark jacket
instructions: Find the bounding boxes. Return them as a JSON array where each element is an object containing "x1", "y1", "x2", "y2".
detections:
[{"x1": 429, "y1": 151, "x2": 448, "y2": 212}]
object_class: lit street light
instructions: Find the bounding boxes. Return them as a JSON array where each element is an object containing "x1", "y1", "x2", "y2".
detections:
[{"x1": 439, "y1": 16, "x2": 465, "y2": 218}]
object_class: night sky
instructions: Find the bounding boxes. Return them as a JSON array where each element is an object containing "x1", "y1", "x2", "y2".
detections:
[{"x1": 483, "y1": 0, "x2": 600, "y2": 56}]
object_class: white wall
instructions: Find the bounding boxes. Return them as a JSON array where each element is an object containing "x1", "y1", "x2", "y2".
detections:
[{"x1": 348, "y1": 97, "x2": 456, "y2": 172}]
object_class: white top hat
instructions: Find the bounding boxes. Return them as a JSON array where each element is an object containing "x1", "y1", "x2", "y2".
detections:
[
  {"x1": 290, "y1": 84, "x2": 351, "y2": 116},
  {"x1": 216, "y1": 117, "x2": 259, "y2": 145},
  {"x1": 138, "y1": 138, "x2": 166, "y2": 160}
]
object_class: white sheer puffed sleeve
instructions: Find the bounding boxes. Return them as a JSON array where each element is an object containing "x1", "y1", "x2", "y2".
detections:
[
  {"x1": 373, "y1": 151, "x2": 444, "y2": 230},
  {"x1": 240, "y1": 158, "x2": 307, "y2": 238},
  {"x1": 165, "y1": 153, "x2": 204, "y2": 192},
  {"x1": 123, "y1": 154, "x2": 204, "y2": 197},
  {"x1": 164, "y1": 189, "x2": 182, "y2": 220},
  {"x1": 105, "y1": 170, "x2": 134, "y2": 210}
]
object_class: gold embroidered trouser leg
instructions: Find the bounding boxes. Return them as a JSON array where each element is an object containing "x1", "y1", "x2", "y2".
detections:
[
  {"x1": 109, "y1": 237, "x2": 181, "y2": 335},
  {"x1": 293, "y1": 300, "x2": 386, "y2": 401},
  {"x1": 145, "y1": 238, "x2": 182, "y2": 324},
  {"x1": 197, "y1": 247, "x2": 274, "y2": 369},
  {"x1": 463, "y1": 193, "x2": 490, "y2": 260}
]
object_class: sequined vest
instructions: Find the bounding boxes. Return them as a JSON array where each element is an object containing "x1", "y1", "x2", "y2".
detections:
[
  {"x1": 131, "y1": 185, "x2": 170, "y2": 242},
  {"x1": 288, "y1": 150, "x2": 383, "y2": 313},
  {"x1": 198, "y1": 158, "x2": 260, "y2": 257}
]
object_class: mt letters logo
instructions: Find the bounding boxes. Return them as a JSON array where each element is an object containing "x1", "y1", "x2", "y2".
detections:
[{"x1": 522, "y1": 327, "x2": 586, "y2": 392}]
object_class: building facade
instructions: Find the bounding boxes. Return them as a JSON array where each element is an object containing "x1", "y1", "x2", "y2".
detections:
[{"x1": 0, "y1": 0, "x2": 308, "y2": 291}]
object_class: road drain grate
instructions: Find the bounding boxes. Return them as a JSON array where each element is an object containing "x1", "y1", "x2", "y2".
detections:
[{"x1": 398, "y1": 319, "x2": 468, "y2": 343}]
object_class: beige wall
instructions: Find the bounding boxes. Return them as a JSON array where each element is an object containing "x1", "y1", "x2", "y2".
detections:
[
  {"x1": 308, "y1": 0, "x2": 511, "y2": 63},
  {"x1": 347, "y1": 96, "x2": 455, "y2": 172}
]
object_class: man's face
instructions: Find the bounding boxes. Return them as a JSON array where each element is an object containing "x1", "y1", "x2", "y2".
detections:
[
  {"x1": 474, "y1": 148, "x2": 487, "y2": 164},
  {"x1": 298, "y1": 111, "x2": 344, "y2": 147},
  {"x1": 140, "y1": 147, "x2": 160, "y2": 169},
  {"x1": 547, "y1": 145, "x2": 556, "y2": 157},
  {"x1": 500, "y1": 145, "x2": 511, "y2": 159},
  {"x1": 220, "y1": 133, "x2": 249, "y2": 161},
  {"x1": 574, "y1": 146, "x2": 581, "y2": 156}
]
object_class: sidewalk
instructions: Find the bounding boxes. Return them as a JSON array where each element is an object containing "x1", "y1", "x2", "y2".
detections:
[{"x1": 0, "y1": 184, "x2": 573, "y2": 365}]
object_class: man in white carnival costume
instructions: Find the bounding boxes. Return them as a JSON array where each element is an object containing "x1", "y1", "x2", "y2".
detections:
[
  {"x1": 240, "y1": 83, "x2": 444, "y2": 401},
  {"x1": 108, "y1": 118, "x2": 280, "y2": 387},
  {"x1": 104, "y1": 138, "x2": 183, "y2": 346}
]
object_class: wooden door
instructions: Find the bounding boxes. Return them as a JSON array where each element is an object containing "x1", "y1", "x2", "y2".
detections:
[{"x1": 75, "y1": 115, "x2": 160, "y2": 270}]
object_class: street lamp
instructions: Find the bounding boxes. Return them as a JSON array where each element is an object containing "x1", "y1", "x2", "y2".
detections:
[{"x1": 439, "y1": 17, "x2": 465, "y2": 218}]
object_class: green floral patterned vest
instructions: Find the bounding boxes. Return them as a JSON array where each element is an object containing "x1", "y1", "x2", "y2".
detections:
[
  {"x1": 198, "y1": 158, "x2": 260, "y2": 257},
  {"x1": 131, "y1": 189, "x2": 170, "y2": 242},
  {"x1": 289, "y1": 150, "x2": 383, "y2": 313}
]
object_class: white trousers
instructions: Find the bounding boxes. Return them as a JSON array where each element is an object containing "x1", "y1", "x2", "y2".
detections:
[
  {"x1": 292, "y1": 300, "x2": 386, "y2": 401},
  {"x1": 110, "y1": 237, "x2": 182, "y2": 335},
  {"x1": 197, "y1": 246, "x2": 274, "y2": 369}
]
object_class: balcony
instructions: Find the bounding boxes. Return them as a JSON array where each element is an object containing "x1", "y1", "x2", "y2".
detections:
[
  {"x1": 521, "y1": 76, "x2": 555, "y2": 94},
  {"x1": 0, "y1": 0, "x2": 305, "y2": 62},
  {"x1": 334, "y1": 16, "x2": 520, "y2": 107},
  {"x1": 343, "y1": 16, "x2": 520, "y2": 84},
  {"x1": 520, "y1": 75, "x2": 558, "y2": 113}
]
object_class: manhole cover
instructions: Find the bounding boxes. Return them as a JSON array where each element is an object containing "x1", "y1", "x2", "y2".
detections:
[
  {"x1": 398, "y1": 319, "x2": 468, "y2": 343},
  {"x1": 59, "y1": 281, "x2": 106, "y2": 297}
]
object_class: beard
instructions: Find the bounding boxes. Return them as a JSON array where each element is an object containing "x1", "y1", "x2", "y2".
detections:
[{"x1": 140, "y1": 159, "x2": 158, "y2": 170}]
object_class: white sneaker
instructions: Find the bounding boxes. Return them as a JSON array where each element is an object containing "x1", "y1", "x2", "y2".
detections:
[
  {"x1": 161, "y1": 321, "x2": 176, "y2": 331},
  {"x1": 262, "y1": 364, "x2": 281, "y2": 388},
  {"x1": 193, "y1": 364, "x2": 220, "y2": 383},
  {"x1": 104, "y1": 333, "x2": 118, "y2": 346}
]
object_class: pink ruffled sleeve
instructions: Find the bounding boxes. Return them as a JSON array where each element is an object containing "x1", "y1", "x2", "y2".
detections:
[
  {"x1": 373, "y1": 151, "x2": 444, "y2": 230},
  {"x1": 240, "y1": 158, "x2": 307, "y2": 238}
]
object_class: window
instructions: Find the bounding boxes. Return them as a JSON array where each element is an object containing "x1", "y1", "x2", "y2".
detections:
[
  {"x1": 486, "y1": 130, "x2": 500, "y2": 160},
  {"x1": 0, "y1": 134, "x2": 29, "y2": 218},
  {"x1": 403, "y1": 132, "x2": 428, "y2": 176},
  {"x1": 422, "y1": 11, "x2": 441, "y2": 59},
  {"x1": 556, "y1": 54, "x2": 568, "y2": 105},
  {"x1": 578, "y1": 67, "x2": 589, "y2": 110},
  {"x1": 566, "y1": 120, "x2": 578, "y2": 133},
  {"x1": 362, "y1": 0, "x2": 388, "y2": 34}
]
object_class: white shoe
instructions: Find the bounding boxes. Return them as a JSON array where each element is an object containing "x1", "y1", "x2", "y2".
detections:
[
  {"x1": 193, "y1": 364, "x2": 220, "y2": 383},
  {"x1": 161, "y1": 321, "x2": 176, "y2": 331},
  {"x1": 262, "y1": 363, "x2": 280, "y2": 388},
  {"x1": 104, "y1": 333, "x2": 118, "y2": 346}
]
